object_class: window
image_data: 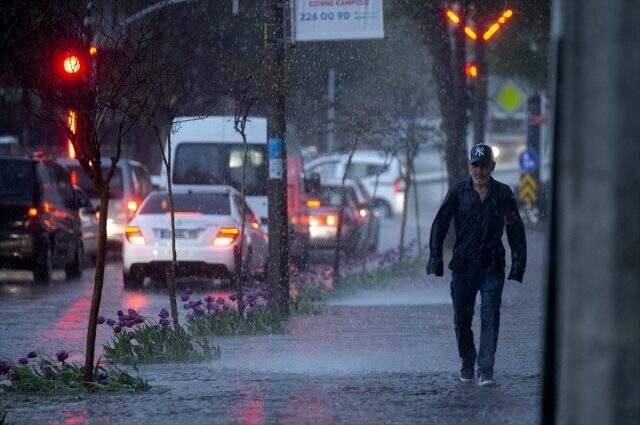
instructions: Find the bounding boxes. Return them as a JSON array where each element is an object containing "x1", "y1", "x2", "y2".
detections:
[
  {"x1": 309, "y1": 161, "x2": 338, "y2": 179},
  {"x1": 0, "y1": 159, "x2": 36, "y2": 202},
  {"x1": 173, "y1": 143, "x2": 268, "y2": 196},
  {"x1": 65, "y1": 165, "x2": 124, "y2": 199},
  {"x1": 132, "y1": 165, "x2": 153, "y2": 197},
  {"x1": 345, "y1": 162, "x2": 388, "y2": 179},
  {"x1": 139, "y1": 192, "x2": 231, "y2": 215}
]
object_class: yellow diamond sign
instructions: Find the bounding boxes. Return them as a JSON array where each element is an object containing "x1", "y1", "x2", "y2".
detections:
[{"x1": 495, "y1": 81, "x2": 525, "y2": 113}]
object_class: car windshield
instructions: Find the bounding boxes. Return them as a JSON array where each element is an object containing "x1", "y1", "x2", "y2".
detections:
[
  {"x1": 67, "y1": 165, "x2": 124, "y2": 199},
  {"x1": 318, "y1": 186, "x2": 357, "y2": 207},
  {"x1": 173, "y1": 143, "x2": 268, "y2": 196},
  {"x1": 0, "y1": 159, "x2": 35, "y2": 202},
  {"x1": 139, "y1": 192, "x2": 231, "y2": 215}
]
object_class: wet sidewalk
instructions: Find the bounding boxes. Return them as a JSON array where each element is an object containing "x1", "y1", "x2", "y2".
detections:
[{"x1": 1, "y1": 232, "x2": 545, "y2": 424}]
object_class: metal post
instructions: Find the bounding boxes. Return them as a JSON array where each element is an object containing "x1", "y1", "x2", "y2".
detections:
[
  {"x1": 473, "y1": 40, "x2": 487, "y2": 145},
  {"x1": 327, "y1": 68, "x2": 336, "y2": 153},
  {"x1": 266, "y1": 0, "x2": 290, "y2": 317},
  {"x1": 526, "y1": 94, "x2": 541, "y2": 182}
]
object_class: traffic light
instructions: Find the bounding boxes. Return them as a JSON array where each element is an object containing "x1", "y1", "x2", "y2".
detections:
[
  {"x1": 465, "y1": 62, "x2": 479, "y2": 79},
  {"x1": 54, "y1": 49, "x2": 90, "y2": 83},
  {"x1": 445, "y1": 8, "x2": 514, "y2": 42}
]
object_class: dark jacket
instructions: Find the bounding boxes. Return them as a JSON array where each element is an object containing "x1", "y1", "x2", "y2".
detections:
[{"x1": 426, "y1": 177, "x2": 526, "y2": 282}]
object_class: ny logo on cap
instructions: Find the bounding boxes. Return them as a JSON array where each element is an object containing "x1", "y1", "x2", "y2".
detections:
[{"x1": 475, "y1": 146, "x2": 485, "y2": 156}]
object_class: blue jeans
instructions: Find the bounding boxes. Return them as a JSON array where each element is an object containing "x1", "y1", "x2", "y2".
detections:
[{"x1": 450, "y1": 271, "x2": 505, "y2": 376}]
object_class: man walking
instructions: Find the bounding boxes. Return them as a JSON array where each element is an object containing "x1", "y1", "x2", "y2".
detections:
[{"x1": 427, "y1": 143, "x2": 526, "y2": 386}]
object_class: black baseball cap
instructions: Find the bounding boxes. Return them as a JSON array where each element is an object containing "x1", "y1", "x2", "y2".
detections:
[{"x1": 469, "y1": 144, "x2": 494, "y2": 165}]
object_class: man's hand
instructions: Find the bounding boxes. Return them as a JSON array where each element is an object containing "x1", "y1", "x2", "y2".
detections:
[
  {"x1": 426, "y1": 258, "x2": 444, "y2": 277},
  {"x1": 508, "y1": 269, "x2": 523, "y2": 283}
]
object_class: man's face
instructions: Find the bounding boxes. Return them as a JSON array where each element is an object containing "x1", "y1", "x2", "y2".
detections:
[{"x1": 469, "y1": 161, "x2": 495, "y2": 185}]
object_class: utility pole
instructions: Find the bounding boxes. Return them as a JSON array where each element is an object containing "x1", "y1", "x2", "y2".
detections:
[
  {"x1": 327, "y1": 68, "x2": 336, "y2": 153},
  {"x1": 472, "y1": 39, "x2": 487, "y2": 145},
  {"x1": 266, "y1": 0, "x2": 290, "y2": 317}
]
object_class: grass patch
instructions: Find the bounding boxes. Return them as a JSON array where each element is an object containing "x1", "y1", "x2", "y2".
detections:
[
  {"x1": 186, "y1": 307, "x2": 283, "y2": 337},
  {"x1": 0, "y1": 355, "x2": 148, "y2": 394}
]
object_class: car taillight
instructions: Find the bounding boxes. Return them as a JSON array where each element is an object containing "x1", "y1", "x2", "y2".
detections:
[
  {"x1": 359, "y1": 208, "x2": 369, "y2": 219},
  {"x1": 125, "y1": 226, "x2": 146, "y2": 245},
  {"x1": 213, "y1": 227, "x2": 240, "y2": 246},
  {"x1": 27, "y1": 207, "x2": 39, "y2": 218},
  {"x1": 306, "y1": 199, "x2": 321, "y2": 208},
  {"x1": 126, "y1": 198, "x2": 139, "y2": 219},
  {"x1": 249, "y1": 214, "x2": 260, "y2": 230},
  {"x1": 309, "y1": 214, "x2": 339, "y2": 227},
  {"x1": 393, "y1": 178, "x2": 403, "y2": 193}
]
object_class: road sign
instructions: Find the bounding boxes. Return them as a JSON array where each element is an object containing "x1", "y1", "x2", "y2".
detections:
[
  {"x1": 518, "y1": 173, "x2": 538, "y2": 204},
  {"x1": 495, "y1": 81, "x2": 525, "y2": 113},
  {"x1": 293, "y1": 0, "x2": 385, "y2": 42},
  {"x1": 519, "y1": 148, "x2": 539, "y2": 173}
]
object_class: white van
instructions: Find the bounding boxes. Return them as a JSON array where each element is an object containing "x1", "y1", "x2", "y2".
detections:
[
  {"x1": 304, "y1": 150, "x2": 405, "y2": 217},
  {"x1": 160, "y1": 116, "x2": 269, "y2": 219}
]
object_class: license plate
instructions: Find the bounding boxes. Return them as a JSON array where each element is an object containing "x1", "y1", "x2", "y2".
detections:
[{"x1": 160, "y1": 229, "x2": 198, "y2": 239}]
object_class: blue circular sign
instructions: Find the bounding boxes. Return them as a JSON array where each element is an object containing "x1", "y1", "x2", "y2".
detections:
[{"x1": 519, "y1": 148, "x2": 539, "y2": 172}]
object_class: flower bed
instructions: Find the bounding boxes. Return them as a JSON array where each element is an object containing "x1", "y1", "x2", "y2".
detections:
[
  {"x1": 102, "y1": 308, "x2": 218, "y2": 364},
  {"x1": 0, "y1": 353, "x2": 148, "y2": 394}
]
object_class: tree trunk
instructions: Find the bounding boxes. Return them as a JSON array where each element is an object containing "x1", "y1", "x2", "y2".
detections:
[
  {"x1": 398, "y1": 160, "x2": 412, "y2": 262},
  {"x1": 82, "y1": 188, "x2": 109, "y2": 383},
  {"x1": 333, "y1": 148, "x2": 357, "y2": 286},
  {"x1": 160, "y1": 129, "x2": 180, "y2": 329},
  {"x1": 422, "y1": 1, "x2": 470, "y2": 188},
  {"x1": 413, "y1": 167, "x2": 423, "y2": 254}
]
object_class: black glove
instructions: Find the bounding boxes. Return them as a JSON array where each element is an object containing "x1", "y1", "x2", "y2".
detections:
[
  {"x1": 426, "y1": 257, "x2": 443, "y2": 277},
  {"x1": 508, "y1": 269, "x2": 524, "y2": 283}
]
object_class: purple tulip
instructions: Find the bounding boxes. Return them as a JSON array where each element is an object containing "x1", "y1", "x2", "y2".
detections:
[
  {"x1": 183, "y1": 303, "x2": 190, "y2": 310},
  {"x1": 127, "y1": 308, "x2": 137, "y2": 316},
  {"x1": 229, "y1": 294, "x2": 237, "y2": 301},
  {"x1": 113, "y1": 325, "x2": 122, "y2": 334},
  {"x1": 205, "y1": 295, "x2": 214, "y2": 303},
  {"x1": 222, "y1": 304, "x2": 230, "y2": 311},
  {"x1": 216, "y1": 297, "x2": 225, "y2": 305},
  {"x1": 120, "y1": 314, "x2": 132, "y2": 322},
  {"x1": 27, "y1": 351, "x2": 38, "y2": 359},
  {"x1": 134, "y1": 317, "x2": 145, "y2": 325},
  {"x1": 244, "y1": 308, "x2": 256, "y2": 321},
  {"x1": 125, "y1": 321, "x2": 134, "y2": 328},
  {"x1": 97, "y1": 316, "x2": 106, "y2": 325},
  {"x1": 181, "y1": 293, "x2": 190, "y2": 302},
  {"x1": 193, "y1": 307, "x2": 205, "y2": 317},
  {"x1": 117, "y1": 310, "x2": 124, "y2": 316},
  {"x1": 18, "y1": 357, "x2": 29, "y2": 365},
  {"x1": 96, "y1": 371, "x2": 108, "y2": 383},
  {"x1": 159, "y1": 318, "x2": 170, "y2": 326},
  {"x1": 158, "y1": 308, "x2": 170, "y2": 319},
  {"x1": 0, "y1": 361, "x2": 10, "y2": 375},
  {"x1": 55, "y1": 351, "x2": 69, "y2": 362},
  {"x1": 106, "y1": 318, "x2": 116, "y2": 326},
  {"x1": 186, "y1": 288, "x2": 193, "y2": 295}
]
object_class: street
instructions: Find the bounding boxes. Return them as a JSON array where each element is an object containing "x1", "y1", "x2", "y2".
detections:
[{"x1": 0, "y1": 195, "x2": 545, "y2": 424}]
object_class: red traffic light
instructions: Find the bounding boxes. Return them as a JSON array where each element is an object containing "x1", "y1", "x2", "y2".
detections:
[
  {"x1": 55, "y1": 50, "x2": 88, "y2": 80},
  {"x1": 465, "y1": 62, "x2": 479, "y2": 79}
]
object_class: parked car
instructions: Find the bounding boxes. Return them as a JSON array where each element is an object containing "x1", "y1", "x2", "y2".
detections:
[
  {"x1": 0, "y1": 155, "x2": 86, "y2": 282},
  {"x1": 321, "y1": 178, "x2": 381, "y2": 253},
  {"x1": 57, "y1": 157, "x2": 153, "y2": 254},
  {"x1": 305, "y1": 181, "x2": 365, "y2": 254},
  {"x1": 304, "y1": 150, "x2": 405, "y2": 217},
  {"x1": 0, "y1": 135, "x2": 26, "y2": 156},
  {"x1": 122, "y1": 186, "x2": 268, "y2": 288}
]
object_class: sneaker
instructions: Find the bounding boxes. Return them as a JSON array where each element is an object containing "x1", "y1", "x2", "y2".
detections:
[
  {"x1": 477, "y1": 371, "x2": 495, "y2": 387},
  {"x1": 459, "y1": 368, "x2": 474, "y2": 382}
]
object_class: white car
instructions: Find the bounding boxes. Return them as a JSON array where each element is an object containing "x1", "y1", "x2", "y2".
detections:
[
  {"x1": 304, "y1": 150, "x2": 405, "y2": 217},
  {"x1": 122, "y1": 186, "x2": 268, "y2": 288}
]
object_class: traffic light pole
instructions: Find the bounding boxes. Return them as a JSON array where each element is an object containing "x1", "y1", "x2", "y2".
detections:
[
  {"x1": 473, "y1": 40, "x2": 488, "y2": 145},
  {"x1": 266, "y1": 0, "x2": 290, "y2": 317}
]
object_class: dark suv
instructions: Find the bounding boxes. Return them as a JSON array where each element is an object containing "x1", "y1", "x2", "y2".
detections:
[{"x1": 0, "y1": 156, "x2": 85, "y2": 282}]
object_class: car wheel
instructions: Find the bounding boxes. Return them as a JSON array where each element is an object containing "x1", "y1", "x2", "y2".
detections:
[
  {"x1": 65, "y1": 242, "x2": 83, "y2": 280},
  {"x1": 375, "y1": 199, "x2": 393, "y2": 218},
  {"x1": 33, "y1": 246, "x2": 53, "y2": 284},
  {"x1": 123, "y1": 269, "x2": 144, "y2": 289}
]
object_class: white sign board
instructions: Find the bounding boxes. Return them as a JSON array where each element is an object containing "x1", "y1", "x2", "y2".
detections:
[{"x1": 294, "y1": 0, "x2": 384, "y2": 42}]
